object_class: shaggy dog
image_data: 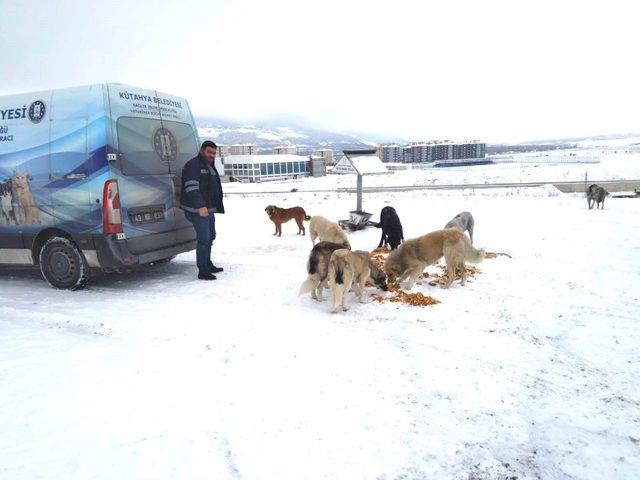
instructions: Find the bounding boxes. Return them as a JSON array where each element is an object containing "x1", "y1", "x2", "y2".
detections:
[
  {"x1": 309, "y1": 215, "x2": 350, "y2": 248},
  {"x1": 265, "y1": 205, "x2": 311, "y2": 236},
  {"x1": 328, "y1": 249, "x2": 388, "y2": 313},
  {"x1": 375, "y1": 206, "x2": 404, "y2": 250},
  {"x1": 299, "y1": 241, "x2": 351, "y2": 301},
  {"x1": 384, "y1": 228, "x2": 484, "y2": 290},
  {"x1": 444, "y1": 211, "x2": 475, "y2": 244},
  {"x1": 586, "y1": 184, "x2": 610, "y2": 210},
  {"x1": 12, "y1": 172, "x2": 41, "y2": 224}
]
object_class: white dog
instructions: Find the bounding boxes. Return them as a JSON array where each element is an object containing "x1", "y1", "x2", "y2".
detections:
[{"x1": 309, "y1": 215, "x2": 350, "y2": 248}]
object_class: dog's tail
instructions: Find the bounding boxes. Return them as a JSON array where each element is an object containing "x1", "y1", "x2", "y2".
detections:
[
  {"x1": 465, "y1": 243, "x2": 485, "y2": 264},
  {"x1": 304, "y1": 215, "x2": 311, "y2": 221},
  {"x1": 334, "y1": 264, "x2": 344, "y2": 285},
  {"x1": 299, "y1": 275, "x2": 319, "y2": 295},
  {"x1": 331, "y1": 250, "x2": 350, "y2": 285},
  {"x1": 307, "y1": 251, "x2": 319, "y2": 274}
]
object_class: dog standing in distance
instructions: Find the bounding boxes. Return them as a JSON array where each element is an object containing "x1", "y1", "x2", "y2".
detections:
[
  {"x1": 375, "y1": 206, "x2": 404, "y2": 250},
  {"x1": 328, "y1": 249, "x2": 388, "y2": 313},
  {"x1": 445, "y1": 211, "x2": 475, "y2": 244},
  {"x1": 385, "y1": 228, "x2": 484, "y2": 290},
  {"x1": 299, "y1": 241, "x2": 350, "y2": 301},
  {"x1": 586, "y1": 184, "x2": 609, "y2": 210},
  {"x1": 309, "y1": 215, "x2": 350, "y2": 248},
  {"x1": 265, "y1": 205, "x2": 311, "y2": 236}
]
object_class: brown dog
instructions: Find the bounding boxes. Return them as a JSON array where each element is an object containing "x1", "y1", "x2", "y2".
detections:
[
  {"x1": 265, "y1": 205, "x2": 311, "y2": 236},
  {"x1": 298, "y1": 241, "x2": 351, "y2": 301},
  {"x1": 328, "y1": 249, "x2": 388, "y2": 313},
  {"x1": 385, "y1": 228, "x2": 484, "y2": 289}
]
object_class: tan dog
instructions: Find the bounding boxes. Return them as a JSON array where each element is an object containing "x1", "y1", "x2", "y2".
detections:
[
  {"x1": 328, "y1": 249, "x2": 388, "y2": 313},
  {"x1": 309, "y1": 215, "x2": 350, "y2": 248},
  {"x1": 385, "y1": 228, "x2": 484, "y2": 290},
  {"x1": 265, "y1": 205, "x2": 311, "y2": 236},
  {"x1": 12, "y1": 172, "x2": 41, "y2": 225},
  {"x1": 299, "y1": 241, "x2": 350, "y2": 301}
]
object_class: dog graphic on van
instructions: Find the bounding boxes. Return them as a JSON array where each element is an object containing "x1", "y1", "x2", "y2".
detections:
[
  {"x1": 12, "y1": 172, "x2": 41, "y2": 224},
  {"x1": 0, "y1": 179, "x2": 17, "y2": 225}
]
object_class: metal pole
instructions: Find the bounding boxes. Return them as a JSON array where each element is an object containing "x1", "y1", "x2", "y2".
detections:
[
  {"x1": 357, "y1": 174, "x2": 363, "y2": 212},
  {"x1": 584, "y1": 172, "x2": 587, "y2": 194}
]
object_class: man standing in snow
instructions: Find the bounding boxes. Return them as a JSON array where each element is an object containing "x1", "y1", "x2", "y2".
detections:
[{"x1": 180, "y1": 141, "x2": 225, "y2": 280}]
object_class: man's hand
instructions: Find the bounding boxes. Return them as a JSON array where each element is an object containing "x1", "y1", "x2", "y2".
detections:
[{"x1": 199, "y1": 207, "x2": 208, "y2": 217}]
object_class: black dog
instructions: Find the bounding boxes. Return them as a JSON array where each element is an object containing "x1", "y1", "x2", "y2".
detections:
[
  {"x1": 586, "y1": 184, "x2": 609, "y2": 210},
  {"x1": 375, "y1": 206, "x2": 404, "y2": 250}
]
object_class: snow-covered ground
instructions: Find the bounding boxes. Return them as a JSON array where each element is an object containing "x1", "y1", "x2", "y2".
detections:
[
  {"x1": 223, "y1": 151, "x2": 640, "y2": 193},
  {"x1": 1, "y1": 184, "x2": 639, "y2": 479}
]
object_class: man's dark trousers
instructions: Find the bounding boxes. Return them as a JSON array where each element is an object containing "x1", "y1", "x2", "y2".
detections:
[{"x1": 185, "y1": 211, "x2": 216, "y2": 274}]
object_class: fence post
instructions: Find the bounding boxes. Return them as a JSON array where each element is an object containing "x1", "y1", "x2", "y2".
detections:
[{"x1": 584, "y1": 172, "x2": 588, "y2": 193}]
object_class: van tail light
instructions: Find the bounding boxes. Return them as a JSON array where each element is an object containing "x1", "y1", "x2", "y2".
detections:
[{"x1": 102, "y1": 179, "x2": 123, "y2": 234}]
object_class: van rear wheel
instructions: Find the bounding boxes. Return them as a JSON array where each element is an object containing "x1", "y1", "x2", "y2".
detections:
[{"x1": 39, "y1": 237, "x2": 89, "y2": 290}]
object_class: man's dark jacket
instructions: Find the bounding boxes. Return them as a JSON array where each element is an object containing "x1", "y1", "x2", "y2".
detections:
[{"x1": 180, "y1": 154, "x2": 225, "y2": 214}]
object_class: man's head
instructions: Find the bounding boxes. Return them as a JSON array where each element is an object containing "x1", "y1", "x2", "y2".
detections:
[{"x1": 200, "y1": 140, "x2": 217, "y2": 163}]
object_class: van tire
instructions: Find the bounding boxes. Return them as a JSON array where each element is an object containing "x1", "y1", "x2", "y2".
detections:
[{"x1": 39, "y1": 237, "x2": 89, "y2": 290}]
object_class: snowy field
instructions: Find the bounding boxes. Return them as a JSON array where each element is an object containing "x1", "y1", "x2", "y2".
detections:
[{"x1": 1, "y1": 182, "x2": 639, "y2": 480}]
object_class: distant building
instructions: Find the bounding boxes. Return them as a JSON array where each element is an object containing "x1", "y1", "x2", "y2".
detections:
[
  {"x1": 309, "y1": 155, "x2": 327, "y2": 177},
  {"x1": 403, "y1": 146, "x2": 413, "y2": 163},
  {"x1": 451, "y1": 141, "x2": 486, "y2": 159},
  {"x1": 379, "y1": 144, "x2": 403, "y2": 163},
  {"x1": 223, "y1": 154, "x2": 314, "y2": 182},
  {"x1": 313, "y1": 148, "x2": 335, "y2": 166},
  {"x1": 404, "y1": 141, "x2": 486, "y2": 163},
  {"x1": 214, "y1": 144, "x2": 230, "y2": 158},
  {"x1": 272, "y1": 146, "x2": 298, "y2": 155},
  {"x1": 229, "y1": 144, "x2": 258, "y2": 155}
]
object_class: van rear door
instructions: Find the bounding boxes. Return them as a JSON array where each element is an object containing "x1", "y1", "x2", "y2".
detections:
[{"x1": 106, "y1": 86, "x2": 198, "y2": 254}]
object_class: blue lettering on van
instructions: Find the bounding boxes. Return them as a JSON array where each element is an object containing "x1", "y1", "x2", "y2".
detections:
[
  {"x1": 118, "y1": 91, "x2": 155, "y2": 103},
  {"x1": 117, "y1": 91, "x2": 182, "y2": 109},
  {"x1": 0, "y1": 125, "x2": 13, "y2": 141},
  {"x1": 0, "y1": 106, "x2": 27, "y2": 121},
  {"x1": 153, "y1": 97, "x2": 182, "y2": 109}
]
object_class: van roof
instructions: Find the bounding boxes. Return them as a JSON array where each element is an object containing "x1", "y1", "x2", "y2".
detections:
[{"x1": 0, "y1": 83, "x2": 186, "y2": 100}]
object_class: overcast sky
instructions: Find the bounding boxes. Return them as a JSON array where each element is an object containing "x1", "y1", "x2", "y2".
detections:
[{"x1": 1, "y1": 0, "x2": 638, "y2": 142}]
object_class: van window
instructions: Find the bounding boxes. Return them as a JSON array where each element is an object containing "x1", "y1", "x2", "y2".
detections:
[{"x1": 117, "y1": 117, "x2": 198, "y2": 175}]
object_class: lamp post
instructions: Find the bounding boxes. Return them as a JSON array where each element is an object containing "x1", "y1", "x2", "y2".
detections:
[{"x1": 357, "y1": 173, "x2": 363, "y2": 212}]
